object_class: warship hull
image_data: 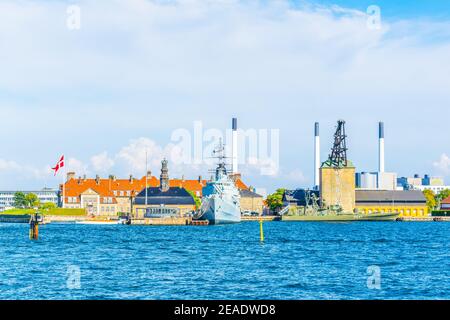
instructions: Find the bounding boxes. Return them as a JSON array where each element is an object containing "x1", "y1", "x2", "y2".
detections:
[
  {"x1": 281, "y1": 212, "x2": 400, "y2": 222},
  {"x1": 199, "y1": 197, "x2": 241, "y2": 225}
]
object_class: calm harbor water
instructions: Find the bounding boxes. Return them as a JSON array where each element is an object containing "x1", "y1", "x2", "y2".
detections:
[{"x1": 0, "y1": 222, "x2": 448, "y2": 300}]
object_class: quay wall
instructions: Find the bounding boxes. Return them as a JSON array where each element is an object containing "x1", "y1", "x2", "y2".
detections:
[{"x1": 132, "y1": 217, "x2": 192, "y2": 226}]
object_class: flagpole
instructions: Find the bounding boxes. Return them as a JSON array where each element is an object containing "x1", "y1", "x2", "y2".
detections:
[
  {"x1": 145, "y1": 150, "x2": 148, "y2": 207},
  {"x1": 62, "y1": 157, "x2": 66, "y2": 209}
]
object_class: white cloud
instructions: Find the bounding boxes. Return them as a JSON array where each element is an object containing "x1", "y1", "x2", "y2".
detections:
[
  {"x1": 285, "y1": 169, "x2": 308, "y2": 184},
  {"x1": 90, "y1": 152, "x2": 114, "y2": 173},
  {"x1": 0, "y1": 159, "x2": 21, "y2": 172},
  {"x1": 0, "y1": 158, "x2": 51, "y2": 181},
  {"x1": 433, "y1": 154, "x2": 450, "y2": 176},
  {"x1": 1, "y1": 0, "x2": 450, "y2": 191},
  {"x1": 116, "y1": 137, "x2": 167, "y2": 174},
  {"x1": 66, "y1": 158, "x2": 89, "y2": 176}
]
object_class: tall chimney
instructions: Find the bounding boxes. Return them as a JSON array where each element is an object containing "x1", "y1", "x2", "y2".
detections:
[
  {"x1": 314, "y1": 122, "x2": 320, "y2": 190},
  {"x1": 232, "y1": 117, "x2": 238, "y2": 174},
  {"x1": 378, "y1": 122, "x2": 385, "y2": 173}
]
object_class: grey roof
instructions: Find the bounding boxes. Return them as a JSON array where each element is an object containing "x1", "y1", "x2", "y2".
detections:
[
  {"x1": 239, "y1": 189, "x2": 263, "y2": 198},
  {"x1": 356, "y1": 190, "x2": 426, "y2": 204},
  {"x1": 134, "y1": 187, "x2": 195, "y2": 205}
]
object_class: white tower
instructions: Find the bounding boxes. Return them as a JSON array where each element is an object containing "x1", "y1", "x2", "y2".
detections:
[
  {"x1": 232, "y1": 118, "x2": 238, "y2": 174},
  {"x1": 314, "y1": 122, "x2": 320, "y2": 190}
]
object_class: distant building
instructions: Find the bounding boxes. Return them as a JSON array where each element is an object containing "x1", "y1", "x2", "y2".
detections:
[
  {"x1": 133, "y1": 160, "x2": 196, "y2": 218},
  {"x1": 63, "y1": 176, "x2": 121, "y2": 216},
  {"x1": 412, "y1": 185, "x2": 450, "y2": 194},
  {"x1": 0, "y1": 188, "x2": 58, "y2": 212},
  {"x1": 239, "y1": 189, "x2": 264, "y2": 214},
  {"x1": 355, "y1": 190, "x2": 428, "y2": 217},
  {"x1": 422, "y1": 174, "x2": 444, "y2": 186},
  {"x1": 397, "y1": 174, "x2": 449, "y2": 194},
  {"x1": 397, "y1": 174, "x2": 423, "y2": 189}
]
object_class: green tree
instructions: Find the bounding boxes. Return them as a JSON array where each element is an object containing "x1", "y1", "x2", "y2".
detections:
[
  {"x1": 423, "y1": 189, "x2": 437, "y2": 211},
  {"x1": 13, "y1": 192, "x2": 27, "y2": 208},
  {"x1": 266, "y1": 188, "x2": 286, "y2": 213},
  {"x1": 187, "y1": 190, "x2": 202, "y2": 210},
  {"x1": 437, "y1": 189, "x2": 450, "y2": 202},
  {"x1": 25, "y1": 193, "x2": 40, "y2": 208}
]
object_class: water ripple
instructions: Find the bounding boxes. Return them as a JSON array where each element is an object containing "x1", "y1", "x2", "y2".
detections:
[{"x1": 0, "y1": 222, "x2": 448, "y2": 300}]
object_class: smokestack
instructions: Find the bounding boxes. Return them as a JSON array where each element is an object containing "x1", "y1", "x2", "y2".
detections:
[
  {"x1": 379, "y1": 122, "x2": 385, "y2": 173},
  {"x1": 232, "y1": 117, "x2": 238, "y2": 174},
  {"x1": 314, "y1": 122, "x2": 320, "y2": 190}
]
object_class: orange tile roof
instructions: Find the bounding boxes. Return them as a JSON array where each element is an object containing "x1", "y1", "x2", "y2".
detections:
[
  {"x1": 234, "y1": 178, "x2": 248, "y2": 190},
  {"x1": 62, "y1": 175, "x2": 249, "y2": 202},
  {"x1": 442, "y1": 196, "x2": 450, "y2": 204},
  {"x1": 63, "y1": 179, "x2": 118, "y2": 204}
]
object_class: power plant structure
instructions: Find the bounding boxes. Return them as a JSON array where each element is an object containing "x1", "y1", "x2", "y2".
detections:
[
  {"x1": 354, "y1": 121, "x2": 398, "y2": 191},
  {"x1": 282, "y1": 120, "x2": 428, "y2": 220},
  {"x1": 314, "y1": 121, "x2": 396, "y2": 193}
]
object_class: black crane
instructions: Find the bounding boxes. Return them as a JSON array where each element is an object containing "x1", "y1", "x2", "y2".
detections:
[{"x1": 327, "y1": 120, "x2": 348, "y2": 168}]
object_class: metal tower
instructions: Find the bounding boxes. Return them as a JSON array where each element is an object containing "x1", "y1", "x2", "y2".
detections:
[{"x1": 328, "y1": 120, "x2": 348, "y2": 168}]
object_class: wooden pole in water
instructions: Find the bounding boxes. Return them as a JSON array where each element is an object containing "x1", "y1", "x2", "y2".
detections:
[
  {"x1": 259, "y1": 216, "x2": 264, "y2": 242},
  {"x1": 29, "y1": 213, "x2": 39, "y2": 240}
]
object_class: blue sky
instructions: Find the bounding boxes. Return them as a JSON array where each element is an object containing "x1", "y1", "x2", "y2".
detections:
[
  {"x1": 1, "y1": 0, "x2": 450, "y2": 193},
  {"x1": 300, "y1": 0, "x2": 450, "y2": 19}
]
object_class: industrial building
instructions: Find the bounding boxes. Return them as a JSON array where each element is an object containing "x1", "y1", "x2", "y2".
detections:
[
  {"x1": 307, "y1": 120, "x2": 431, "y2": 218},
  {"x1": 355, "y1": 190, "x2": 428, "y2": 217}
]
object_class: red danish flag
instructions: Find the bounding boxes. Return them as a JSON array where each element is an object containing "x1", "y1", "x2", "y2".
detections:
[{"x1": 52, "y1": 155, "x2": 65, "y2": 176}]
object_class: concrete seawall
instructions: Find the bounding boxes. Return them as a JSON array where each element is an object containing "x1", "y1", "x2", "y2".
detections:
[
  {"x1": 45, "y1": 215, "x2": 87, "y2": 223},
  {"x1": 132, "y1": 217, "x2": 192, "y2": 225},
  {"x1": 0, "y1": 214, "x2": 30, "y2": 223}
]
